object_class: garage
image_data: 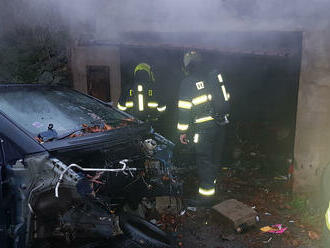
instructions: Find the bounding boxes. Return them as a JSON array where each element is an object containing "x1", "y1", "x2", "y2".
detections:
[
  {"x1": 73, "y1": 31, "x2": 302, "y2": 174},
  {"x1": 1, "y1": 0, "x2": 330, "y2": 247}
]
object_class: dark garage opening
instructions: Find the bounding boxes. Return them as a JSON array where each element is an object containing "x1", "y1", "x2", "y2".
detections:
[
  {"x1": 119, "y1": 31, "x2": 302, "y2": 174},
  {"x1": 87, "y1": 65, "x2": 111, "y2": 102}
]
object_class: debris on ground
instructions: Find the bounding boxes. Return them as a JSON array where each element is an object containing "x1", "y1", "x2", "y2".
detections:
[
  {"x1": 263, "y1": 237, "x2": 273, "y2": 244},
  {"x1": 186, "y1": 206, "x2": 197, "y2": 212},
  {"x1": 308, "y1": 230, "x2": 321, "y2": 240},
  {"x1": 260, "y1": 224, "x2": 288, "y2": 234},
  {"x1": 273, "y1": 176, "x2": 289, "y2": 181},
  {"x1": 157, "y1": 212, "x2": 186, "y2": 233},
  {"x1": 150, "y1": 219, "x2": 157, "y2": 225},
  {"x1": 212, "y1": 199, "x2": 258, "y2": 232},
  {"x1": 147, "y1": 159, "x2": 323, "y2": 247},
  {"x1": 155, "y1": 196, "x2": 182, "y2": 214}
]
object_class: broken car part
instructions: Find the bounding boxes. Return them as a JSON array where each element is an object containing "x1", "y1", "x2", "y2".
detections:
[
  {"x1": 120, "y1": 213, "x2": 174, "y2": 248},
  {"x1": 54, "y1": 159, "x2": 137, "y2": 198},
  {"x1": 0, "y1": 85, "x2": 179, "y2": 247}
]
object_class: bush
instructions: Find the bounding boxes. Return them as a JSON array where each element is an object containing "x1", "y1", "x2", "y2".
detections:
[{"x1": 0, "y1": 25, "x2": 70, "y2": 85}]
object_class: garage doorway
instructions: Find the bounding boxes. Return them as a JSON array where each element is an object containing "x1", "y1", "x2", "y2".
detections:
[
  {"x1": 119, "y1": 31, "x2": 302, "y2": 174},
  {"x1": 87, "y1": 65, "x2": 111, "y2": 102}
]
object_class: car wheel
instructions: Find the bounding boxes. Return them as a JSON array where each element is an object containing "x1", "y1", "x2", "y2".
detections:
[
  {"x1": 109, "y1": 235, "x2": 143, "y2": 248},
  {"x1": 119, "y1": 214, "x2": 174, "y2": 248}
]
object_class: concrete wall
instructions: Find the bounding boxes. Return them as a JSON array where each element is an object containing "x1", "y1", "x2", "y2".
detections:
[
  {"x1": 70, "y1": 45, "x2": 121, "y2": 104},
  {"x1": 294, "y1": 31, "x2": 330, "y2": 192}
]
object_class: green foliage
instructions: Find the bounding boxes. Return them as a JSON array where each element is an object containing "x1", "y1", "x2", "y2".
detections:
[
  {"x1": 290, "y1": 195, "x2": 308, "y2": 210},
  {"x1": 0, "y1": 25, "x2": 70, "y2": 84},
  {"x1": 289, "y1": 194, "x2": 323, "y2": 227}
]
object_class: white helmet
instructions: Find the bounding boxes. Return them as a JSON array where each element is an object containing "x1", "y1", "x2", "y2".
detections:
[{"x1": 183, "y1": 50, "x2": 202, "y2": 68}]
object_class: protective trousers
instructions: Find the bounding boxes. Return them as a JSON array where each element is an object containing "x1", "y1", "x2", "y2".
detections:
[{"x1": 194, "y1": 123, "x2": 226, "y2": 195}]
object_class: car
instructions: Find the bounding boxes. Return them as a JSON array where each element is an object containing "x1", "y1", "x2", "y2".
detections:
[{"x1": 0, "y1": 84, "x2": 179, "y2": 248}]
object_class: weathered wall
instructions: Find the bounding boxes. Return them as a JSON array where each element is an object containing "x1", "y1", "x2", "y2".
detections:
[
  {"x1": 70, "y1": 45, "x2": 121, "y2": 103},
  {"x1": 294, "y1": 31, "x2": 330, "y2": 192}
]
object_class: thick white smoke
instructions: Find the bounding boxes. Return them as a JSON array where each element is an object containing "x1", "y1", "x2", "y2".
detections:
[{"x1": 1, "y1": 0, "x2": 329, "y2": 40}]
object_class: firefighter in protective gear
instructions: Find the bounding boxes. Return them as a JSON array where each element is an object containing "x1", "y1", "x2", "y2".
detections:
[
  {"x1": 178, "y1": 50, "x2": 230, "y2": 205},
  {"x1": 117, "y1": 63, "x2": 166, "y2": 121}
]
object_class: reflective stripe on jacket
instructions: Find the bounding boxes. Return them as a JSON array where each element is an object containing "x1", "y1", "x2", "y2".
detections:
[
  {"x1": 177, "y1": 72, "x2": 229, "y2": 132},
  {"x1": 326, "y1": 202, "x2": 330, "y2": 231},
  {"x1": 118, "y1": 63, "x2": 166, "y2": 113}
]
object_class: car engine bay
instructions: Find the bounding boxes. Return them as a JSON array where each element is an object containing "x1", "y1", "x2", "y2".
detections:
[{"x1": 3, "y1": 129, "x2": 181, "y2": 247}]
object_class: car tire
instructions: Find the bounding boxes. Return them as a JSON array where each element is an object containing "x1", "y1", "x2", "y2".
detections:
[
  {"x1": 109, "y1": 235, "x2": 143, "y2": 248},
  {"x1": 119, "y1": 213, "x2": 174, "y2": 248}
]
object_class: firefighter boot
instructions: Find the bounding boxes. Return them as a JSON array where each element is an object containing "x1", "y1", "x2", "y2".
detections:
[
  {"x1": 185, "y1": 185, "x2": 218, "y2": 208},
  {"x1": 184, "y1": 194, "x2": 217, "y2": 208}
]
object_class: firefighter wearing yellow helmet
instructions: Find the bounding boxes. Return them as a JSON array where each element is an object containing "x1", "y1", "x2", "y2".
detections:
[{"x1": 117, "y1": 63, "x2": 166, "y2": 121}]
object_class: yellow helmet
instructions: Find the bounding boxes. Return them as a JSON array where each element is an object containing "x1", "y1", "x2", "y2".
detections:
[{"x1": 134, "y1": 63, "x2": 155, "y2": 82}]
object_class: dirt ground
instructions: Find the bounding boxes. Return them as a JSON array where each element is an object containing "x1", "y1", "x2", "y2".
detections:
[
  {"x1": 32, "y1": 162, "x2": 324, "y2": 248},
  {"x1": 155, "y1": 163, "x2": 324, "y2": 248}
]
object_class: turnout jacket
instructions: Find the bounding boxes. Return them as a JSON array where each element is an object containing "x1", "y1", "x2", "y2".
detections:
[
  {"x1": 117, "y1": 63, "x2": 166, "y2": 116},
  {"x1": 177, "y1": 70, "x2": 230, "y2": 133}
]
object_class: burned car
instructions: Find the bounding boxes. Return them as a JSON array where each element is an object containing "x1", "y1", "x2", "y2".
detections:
[{"x1": 0, "y1": 84, "x2": 179, "y2": 248}]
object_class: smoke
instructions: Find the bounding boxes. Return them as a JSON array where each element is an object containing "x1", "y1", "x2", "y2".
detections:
[
  {"x1": 1, "y1": 0, "x2": 329, "y2": 40},
  {"x1": 91, "y1": 0, "x2": 330, "y2": 37},
  {"x1": 1, "y1": 0, "x2": 329, "y2": 83}
]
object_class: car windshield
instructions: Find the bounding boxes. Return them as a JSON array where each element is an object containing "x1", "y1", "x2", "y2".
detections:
[{"x1": 0, "y1": 86, "x2": 133, "y2": 137}]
